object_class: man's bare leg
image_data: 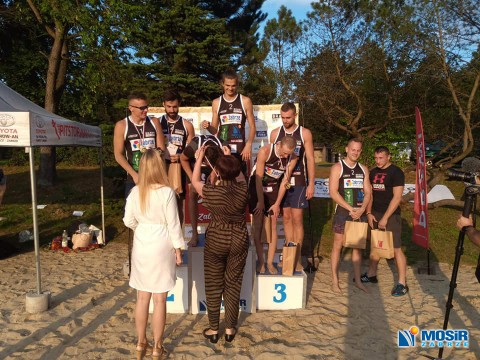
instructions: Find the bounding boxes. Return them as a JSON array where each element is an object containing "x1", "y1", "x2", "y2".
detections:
[
  {"x1": 331, "y1": 233, "x2": 344, "y2": 293},
  {"x1": 291, "y1": 208, "x2": 304, "y2": 271},
  {"x1": 267, "y1": 216, "x2": 278, "y2": 274},
  {"x1": 187, "y1": 184, "x2": 199, "y2": 247},
  {"x1": 352, "y1": 248, "x2": 368, "y2": 293},
  {"x1": 253, "y1": 213, "x2": 265, "y2": 273}
]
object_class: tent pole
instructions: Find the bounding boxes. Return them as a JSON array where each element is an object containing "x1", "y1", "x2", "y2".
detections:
[
  {"x1": 28, "y1": 147, "x2": 42, "y2": 294},
  {"x1": 100, "y1": 145, "x2": 106, "y2": 244}
]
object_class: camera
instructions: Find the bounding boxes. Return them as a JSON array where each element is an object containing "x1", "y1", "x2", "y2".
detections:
[{"x1": 446, "y1": 169, "x2": 479, "y2": 184}]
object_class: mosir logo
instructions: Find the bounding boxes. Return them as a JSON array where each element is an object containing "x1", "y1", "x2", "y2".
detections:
[{"x1": 0, "y1": 114, "x2": 15, "y2": 127}]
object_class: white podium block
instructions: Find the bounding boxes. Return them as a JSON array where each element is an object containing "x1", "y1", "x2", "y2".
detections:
[
  {"x1": 190, "y1": 236, "x2": 256, "y2": 314},
  {"x1": 148, "y1": 254, "x2": 189, "y2": 314},
  {"x1": 256, "y1": 269, "x2": 307, "y2": 310}
]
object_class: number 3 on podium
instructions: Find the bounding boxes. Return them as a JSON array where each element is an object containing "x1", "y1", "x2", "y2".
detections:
[{"x1": 273, "y1": 283, "x2": 287, "y2": 303}]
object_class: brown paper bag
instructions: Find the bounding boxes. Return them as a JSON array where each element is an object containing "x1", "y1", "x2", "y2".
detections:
[
  {"x1": 343, "y1": 220, "x2": 368, "y2": 249},
  {"x1": 370, "y1": 229, "x2": 394, "y2": 259},
  {"x1": 282, "y1": 244, "x2": 298, "y2": 276},
  {"x1": 168, "y1": 162, "x2": 183, "y2": 194},
  {"x1": 72, "y1": 232, "x2": 93, "y2": 249}
]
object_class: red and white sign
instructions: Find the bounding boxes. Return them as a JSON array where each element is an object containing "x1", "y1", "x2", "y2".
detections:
[{"x1": 412, "y1": 107, "x2": 429, "y2": 249}]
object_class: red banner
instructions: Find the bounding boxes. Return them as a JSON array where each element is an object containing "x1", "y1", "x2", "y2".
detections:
[{"x1": 413, "y1": 107, "x2": 429, "y2": 249}]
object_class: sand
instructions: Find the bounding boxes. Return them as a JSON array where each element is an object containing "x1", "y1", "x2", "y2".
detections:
[{"x1": 0, "y1": 242, "x2": 479, "y2": 359}]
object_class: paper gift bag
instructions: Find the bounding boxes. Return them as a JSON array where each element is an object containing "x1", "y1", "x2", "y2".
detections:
[
  {"x1": 282, "y1": 243, "x2": 298, "y2": 276},
  {"x1": 370, "y1": 229, "x2": 394, "y2": 259},
  {"x1": 343, "y1": 220, "x2": 368, "y2": 249},
  {"x1": 72, "y1": 232, "x2": 93, "y2": 249},
  {"x1": 168, "y1": 162, "x2": 183, "y2": 194}
]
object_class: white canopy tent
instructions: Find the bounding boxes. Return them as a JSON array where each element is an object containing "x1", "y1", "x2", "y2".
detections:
[{"x1": 0, "y1": 81, "x2": 104, "y2": 299}]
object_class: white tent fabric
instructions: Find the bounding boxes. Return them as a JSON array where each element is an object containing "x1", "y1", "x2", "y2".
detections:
[
  {"x1": 0, "y1": 82, "x2": 101, "y2": 147},
  {"x1": 0, "y1": 81, "x2": 104, "y2": 296}
]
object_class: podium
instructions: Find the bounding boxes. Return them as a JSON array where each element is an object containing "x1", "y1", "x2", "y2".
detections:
[
  {"x1": 148, "y1": 252, "x2": 189, "y2": 314},
  {"x1": 256, "y1": 267, "x2": 307, "y2": 310},
  {"x1": 189, "y1": 235, "x2": 256, "y2": 314}
]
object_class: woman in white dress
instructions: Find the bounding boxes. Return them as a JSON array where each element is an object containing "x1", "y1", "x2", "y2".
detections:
[{"x1": 123, "y1": 148, "x2": 184, "y2": 360}]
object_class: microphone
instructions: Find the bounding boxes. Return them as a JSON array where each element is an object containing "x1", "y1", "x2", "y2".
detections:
[{"x1": 461, "y1": 157, "x2": 480, "y2": 173}]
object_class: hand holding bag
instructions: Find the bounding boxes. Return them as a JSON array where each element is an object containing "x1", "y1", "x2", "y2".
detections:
[
  {"x1": 343, "y1": 220, "x2": 368, "y2": 249},
  {"x1": 168, "y1": 162, "x2": 183, "y2": 194},
  {"x1": 282, "y1": 242, "x2": 298, "y2": 276},
  {"x1": 370, "y1": 229, "x2": 394, "y2": 259}
]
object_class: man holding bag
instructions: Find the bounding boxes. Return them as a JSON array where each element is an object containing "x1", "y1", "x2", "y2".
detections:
[
  {"x1": 365, "y1": 146, "x2": 408, "y2": 297},
  {"x1": 329, "y1": 138, "x2": 371, "y2": 293}
]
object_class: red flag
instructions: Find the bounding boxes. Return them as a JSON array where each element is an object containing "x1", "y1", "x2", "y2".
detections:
[{"x1": 413, "y1": 107, "x2": 429, "y2": 249}]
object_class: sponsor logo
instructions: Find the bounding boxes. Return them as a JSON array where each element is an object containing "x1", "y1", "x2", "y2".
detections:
[
  {"x1": 344, "y1": 178, "x2": 364, "y2": 188},
  {"x1": 398, "y1": 326, "x2": 469, "y2": 349},
  {"x1": 0, "y1": 114, "x2": 15, "y2": 127},
  {"x1": 35, "y1": 116, "x2": 45, "y2": 128},
  {"x1": 256, "y1": 130, "x2": 267, "y2": 138},
  {"x1": 220, "y1": 114, "x2": 242, "y2": 124},
  {"x1": 265, "y1": 166, "x2": 284, "y2": 179},
  {"x1": 199, "y1": 299, "x2": 248, "y2": 312}
]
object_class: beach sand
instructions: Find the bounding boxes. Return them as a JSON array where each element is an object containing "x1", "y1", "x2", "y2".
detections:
[{"x1": 0, "y1": 242, "x2": 479, "y2": 359}]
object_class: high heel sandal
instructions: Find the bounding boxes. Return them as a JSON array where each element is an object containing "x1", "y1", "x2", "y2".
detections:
[
  {"x1": 152, "y1": 344, "x2": 167, "y2": 360},
  {"x1": 135, "y1": 342, "x2": 153, "y2": 360},
  {"x1": 202, "y1": 328, "x2": 219, "y2": 344},
  {"x1": 225, "y1": 327, "x2": 237, "y2": 342}
]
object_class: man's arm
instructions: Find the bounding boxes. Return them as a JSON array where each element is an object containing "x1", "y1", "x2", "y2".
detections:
[
  {"x1": 151, "y1": 116, "x2": 166, "y2": 151},
  {"x1": 302, "y1": 128, "x2": 315, "y2": 200},
  {"x1": 240, "y1": 95, "x2": 256, "y2": 161},
  {"x1": 201, "y1": 97, "x2": 220, "y2": 135},
  {"x1": 269, "y1": 127, "x2": 279, "y2": 145},
  {"x1": 328, "y1": 163, "x2": 354, "y2": 213},
  {"x1": 270, "y1": 156, "x2": 299, "y2": 218},
  {"x1": 377, "y1": 185, "x2": 403, "y2": 229},
  {"x1": 253, "y1": 146, "x2": 268, "y2": 216},
  {"x1": 113, "y1": 119, "x2": 138, "y2": 184},
  {"x1": 180, "y1": 153, "x2": 193, "y2": 181},
  {"x1": 456, "y1": 216, "x2": 480, "y2": 247},
  {"x1": 357, "y1": 165, "x2": 372, "y2": 218},
  {"x1": 185, "y1": 120, "x2": 195, "y2": 144}
]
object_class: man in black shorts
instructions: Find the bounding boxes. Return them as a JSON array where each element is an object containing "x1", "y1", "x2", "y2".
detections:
[
  {"x1": 366, "y1": 146, "x2": 408, "y2": 297},
  {"x1": 249, "y1": 137, "x2": 297, "y2": 274}
]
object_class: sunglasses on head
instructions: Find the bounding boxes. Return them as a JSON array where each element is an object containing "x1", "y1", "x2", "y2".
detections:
[{"x1": 129, "y1": 105, "x2": 149, "y2": 111}]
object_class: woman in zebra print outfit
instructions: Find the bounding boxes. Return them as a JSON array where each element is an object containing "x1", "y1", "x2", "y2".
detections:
[{"x1": 191, "y1": 147, "x2": 248, "y2": 343}]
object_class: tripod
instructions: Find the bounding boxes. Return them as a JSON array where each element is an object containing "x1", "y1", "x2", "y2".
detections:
[{"x1": 437, "y1": 184, "x2": 478, "y2": 359}]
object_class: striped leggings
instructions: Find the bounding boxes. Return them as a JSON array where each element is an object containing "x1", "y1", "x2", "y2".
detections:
[{"x1": 204, "y1": 222, "x2": 249, "y2": 330}]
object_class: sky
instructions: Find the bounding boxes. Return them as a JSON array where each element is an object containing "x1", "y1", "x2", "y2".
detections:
[{"x1": 260, "y1": 0, "x2": 312, "y2": 33}]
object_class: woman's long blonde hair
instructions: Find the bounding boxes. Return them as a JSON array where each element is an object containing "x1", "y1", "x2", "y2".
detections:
[{"x1": 137, "y1": 149, "x2": 170, "y2": 214}]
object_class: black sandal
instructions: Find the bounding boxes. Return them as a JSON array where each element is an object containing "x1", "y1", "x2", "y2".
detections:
[
  {"x1": 225, "y1": 327, "x2": 237, "y2": 342},
  {"x1": 203, "y1": 328, "x2": 219, "y2": 344}
]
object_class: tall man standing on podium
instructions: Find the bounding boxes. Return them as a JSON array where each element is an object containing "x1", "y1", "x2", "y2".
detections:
[
  {"x1": 201, "y1": 69, "x2": 256, "y2": 173},
  {"x1": 270, "y1": 102, "x2": 315, "y2": 271},
  {"x1": 329, "y1": 138, "x2": 371, "y2": 293}
]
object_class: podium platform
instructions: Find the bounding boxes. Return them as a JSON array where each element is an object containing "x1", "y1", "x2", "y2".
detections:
[
  {"x1": 189, "y1": 235, "x2": 256, "y2": 314},
  {"x1": 256, "y1": 266, "x2": 307, "y2": 310},
  {"x1": 147, "y1": 235, "x2": 307, "y2": 314},
  {"x1": 148, "y1": 251, "x2": 189, "y2": 314}
]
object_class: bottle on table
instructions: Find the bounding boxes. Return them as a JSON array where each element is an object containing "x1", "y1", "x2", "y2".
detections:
[{"x1": 62, "y1": 230, "x2": 68, "y2": 248}]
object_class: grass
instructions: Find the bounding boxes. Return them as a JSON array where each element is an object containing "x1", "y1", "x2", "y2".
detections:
[{"x1": 0, "y1": 162, "x2": 479, "y2": 266}]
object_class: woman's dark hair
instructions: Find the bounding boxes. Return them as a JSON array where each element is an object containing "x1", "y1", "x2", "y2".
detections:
[
  {"x1": 215, "y1": 155, "x2": 241, "y2": 180},
  {"x1": 204, "y1": 145, "x2": 223, "y2": 167}
]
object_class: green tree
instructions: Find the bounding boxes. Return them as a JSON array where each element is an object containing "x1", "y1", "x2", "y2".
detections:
[{"x1": 262, "y1": 5, "x2": 302, "y2": 102}]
